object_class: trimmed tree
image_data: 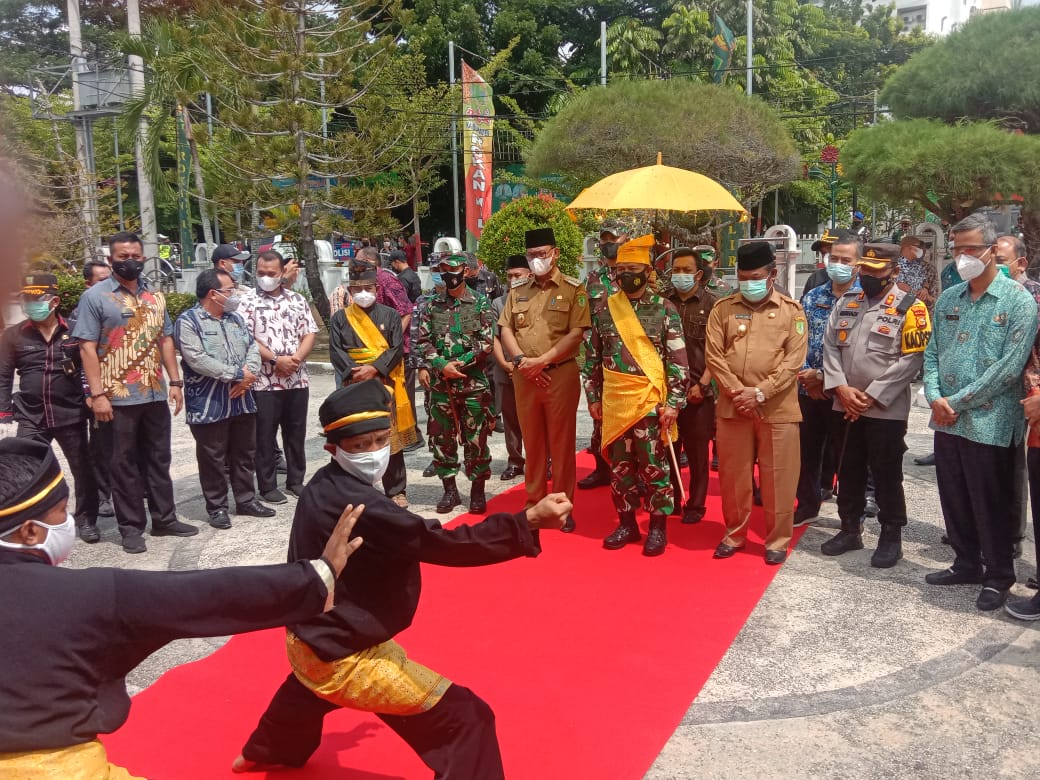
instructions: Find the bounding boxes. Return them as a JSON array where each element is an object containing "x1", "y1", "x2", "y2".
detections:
[{"x1": 478, "y1": 194, "x2": 583, "y2": 278}]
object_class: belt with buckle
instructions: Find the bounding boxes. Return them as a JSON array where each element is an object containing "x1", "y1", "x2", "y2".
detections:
[{"x1": 543, "y1": 359, "x2": 575, "y2": 372}]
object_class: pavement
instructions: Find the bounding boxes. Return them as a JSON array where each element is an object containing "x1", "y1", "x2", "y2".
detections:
[{"x1": 61, "y1": 368, "x2": 1040, "y2": 779}]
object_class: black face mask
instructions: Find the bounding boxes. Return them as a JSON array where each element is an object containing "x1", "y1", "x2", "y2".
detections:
[
  {"x1": 442, "y1": 270, "x2": 466, "y2": 290},
  {"x1": 601, "y1": 242, "x2": 620, "y2": 261},
  {"x1": 465, "y1": 275, "x2": 479, "y2": 289},
  {"x1": 617, "y1": 270, "x2": 648, "y2": 295},
  {"x1": 859, "y1": 274, "x2": 891, "y2": 299},
  {"x1": 112, "y1": 259, "x2": 144, "y2": 281}
]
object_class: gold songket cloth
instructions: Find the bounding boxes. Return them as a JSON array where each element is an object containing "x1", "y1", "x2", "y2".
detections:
[
  {"x1": 0, "y1": 740, "x2": 143, "y2": 779},
  {"x1": 344, "y1": 303, "x2": 418, "y2": 454},
  {"x1": 286, "y1": 631, "x2": 451, "y2": 716},
  {"x1": 601, "y1": 291, "x2": 677, "y2": 453}
]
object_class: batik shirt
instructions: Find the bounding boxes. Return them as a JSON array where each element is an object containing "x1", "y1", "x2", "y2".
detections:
[
  {"x1": 582, "y1": 291, "x2": 689, "y2": 409},
  {"x1": 924, "y1": 272, "x2": 1038, "y2": 446},
  {"x1": 71, "y1": 275, "x2": 172, "y2": 406},
  {"x1": 415, "y1": 287, "x2": 495, "y2": 393},
  {"x1": 1019, "y1": 278, "x2": 1040, "y2": 397},
  {"x1": 799, "y1": 279, "x2": 861, "y2": 396},
  {"x1": 896, "y1": 257, "x2": 939, "y2": 309},
  {"x1": 239, "y1": 288, "x2": 318, "y2": 391}
]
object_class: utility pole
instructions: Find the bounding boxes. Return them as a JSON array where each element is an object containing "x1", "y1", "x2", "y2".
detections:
[
  {"x1": 600, "y1": 21, "x2": 607, "y2": 86},
  {"x1": 206, "y1": 92, "x2": 220, "y2": 242},
  {"x1": 66, "y1": 0, "x2": 100, "y2": 263},
  {"x1": 746, "y1": 0, "x2": 753, "y2": 96},
  {"x1": 449, "y1": 40, "x2": 460, "y2": 240},
  {"x1": 126, "y1": 0, "x2": 159, "y2": 261}
]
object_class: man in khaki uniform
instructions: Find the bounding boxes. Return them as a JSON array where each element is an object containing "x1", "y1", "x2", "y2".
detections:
[
  {"x1": 499, "y1": 227, "x2": 591, "y2": 531},
  {"x1": 706, "y1": 241, "x2": 808, "y2": 564}
]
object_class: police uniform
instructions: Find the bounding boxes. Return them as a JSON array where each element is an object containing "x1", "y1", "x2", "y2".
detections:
[
  {"x1": 583, "y1": 235, "x2": 689, "y2": 556},
  {"x1": 498, "y1": 228, "x2": 591, "y2": 519},
  {"x1": 704, "y1": 242, "x2": 808, "y2": 562},
  {"x1": 415, "y1": 254, "x2": 496, "y2": 514},
  {"x1": 821, "y1": 243, "x2": 932, "y2": 567}
]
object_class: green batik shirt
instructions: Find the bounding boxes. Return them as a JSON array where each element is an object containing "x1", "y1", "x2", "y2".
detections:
[
  {"x1": 923, "y1": 271, "x2": 1039, "y2": 447},
  {"x1": 415, "y1": 286, "x2": 495, "y2": 391},
  {"x1": 582, "y1": 290, "x2": 689, "y2": 409}
]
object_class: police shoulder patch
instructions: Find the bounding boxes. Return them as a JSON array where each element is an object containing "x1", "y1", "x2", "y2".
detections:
[{"x1": 563, "y1": 275, "x2": 582, "y2": 287}]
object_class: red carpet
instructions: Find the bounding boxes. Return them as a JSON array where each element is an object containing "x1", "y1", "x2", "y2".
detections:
[{"x1": 104, "y1": 453, "x2": 802, "y2": 779}]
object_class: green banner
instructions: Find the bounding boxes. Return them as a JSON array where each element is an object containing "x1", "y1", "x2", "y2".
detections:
[
  {"x1": 711, "y1": 15, "x2": 735, "y2": 84},
  {"x1": 176, "y1": 109, "x2": 193, "y2": 267}
]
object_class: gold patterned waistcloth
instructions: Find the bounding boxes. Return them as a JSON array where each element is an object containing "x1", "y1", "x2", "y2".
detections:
[
  {"x1": 287, "y1": 631, "x2": 451, "y2": 716},
  {"x1": 0, "y1": 740, "x2": 143, "y2": 779}
]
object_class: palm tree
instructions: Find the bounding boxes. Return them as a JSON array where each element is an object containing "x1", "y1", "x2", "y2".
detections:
[
  {"x1": 607, "y1": 17, "x2": 663, "y2": 77},
  {"x1": 120, "y1": 18, "x2": 215, "y2": 248}
]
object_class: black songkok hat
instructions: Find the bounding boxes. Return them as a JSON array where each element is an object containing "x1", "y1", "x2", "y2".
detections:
[
  {"x1": 506, "y1": 254, "x2": 530, "y2": 270},
  {"x1": 525, "y1": 227, "x2": 556, "y2": 249},
  {"x1": 349, "y1": 267, "x2": 378, "y2": 283},
  {"x1": 736, "y1": 241, "x2": 775, "y2": 271},
  {"x1": 320, "y1": 379, "x2": 392, "y2": 442},
  {"x1": 0, "y1": 439, "x2": 70, "y2": 534}
]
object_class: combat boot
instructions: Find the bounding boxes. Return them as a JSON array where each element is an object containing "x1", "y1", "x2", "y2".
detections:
[
  {"x1": 603, "y1": 511, "x2": 641, "y2": 550},
  {"x1": 643, "y1": 513, "x2": 668, "y2": 557},
  {"x1": 469, "y1": 479, "x2": 487, "y2": 514},
  {"x1": 821, "y1": 517, "x2": 864, "y2": 556},
  {"x1": 871, "y1": 525, "x2": 903, "y2": 568},
  {"x1": 436, "y1": 477, "x2": 462, "y2": 514}
]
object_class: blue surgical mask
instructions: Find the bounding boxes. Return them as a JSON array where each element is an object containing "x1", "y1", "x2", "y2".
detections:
[
  {"x1": 671, "y1": 273, "x2": 698, "y2": 293},
  {"x1": 826, "y1": 263, "x2": 854, "y2": 284},
  {"x1": 231, "y1": 263, "x2": 245, "y2": 282},
  {"x1": 23, "y1": 301, "x2": 54, "y2": 322},
  {"x1": 739, "y1": 279, "x2": 770, "y2": 303},
  {"x1": 431, "y1": 272, "x2": 443, "y2": 287}
]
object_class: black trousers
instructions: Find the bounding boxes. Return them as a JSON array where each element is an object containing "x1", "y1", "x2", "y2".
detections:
[
  {"x1": 255, "y1": 389, "x2": 309, "y2": 493},
  {"x1": 676, "y1": 396, "x2": 715, "y2": 514},
  {"x1": 18, "y1": 419, "x2": 98, "y2": 526},
  {"x1": 242, "y1": 673, "x2": 504, "y2": 779},
  {"x1": 1011, "y1": 439, "x2": 1029, "y2": 545},
  {"x1": 189, "y1": 414, "x2": 257, "y2": 513},
  {"x1": 109, "y1": 401, "x2": 178, "y2": 536},
  {"x1": 1027, "y1": 447, "x2": 1040, "y2": 568},
  {"x1": 406, "y1": 362, "x2": 422, "y2": 444},
  {"x1": 834, "y1": 413, "x2": 907, "y2": 531},
  {"x1": 87, "y1": 411, "x2": 112, "y2": 501},
  {"x1": 935, "y1": 431, "x2": 1016, "y2": 590},
  {"x1": 796, "y1": 395, "x2": 837, "y2": 516},
  {"x1": 495, "y1": 379, "x2": 525, "y2": 469},
  {"x1": 383, "y1": 451, "x2": 407, "y2": 498}
]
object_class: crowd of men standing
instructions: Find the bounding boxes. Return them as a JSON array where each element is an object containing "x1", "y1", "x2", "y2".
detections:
[{"x1": 4, "y1": 211, "x2": 1040, "y2": 621}]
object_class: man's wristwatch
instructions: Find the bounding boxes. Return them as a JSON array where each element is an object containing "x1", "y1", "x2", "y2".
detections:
[
  {"x1": 512, "y1": 354, "x2": 525, "y2": 368},
  {"x1": 169, "y1": 380, "x2": 184, "y2": 388},
  {"x1": 754, "y1": 387, "x2": 765, "y2": 404},
  {"x1": 698, "y1": 382, "x2": 713, "y2": 396},
  {"x1": 265, "y1": 358, "x2": 277, "y2": 368}
]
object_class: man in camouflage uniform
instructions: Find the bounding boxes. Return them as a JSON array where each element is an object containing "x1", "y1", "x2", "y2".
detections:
[
  {"x1": 416, "y1": 254, "x2": 496, "y2": 515},
  {"x1": 579, "y1": 224, "x2": 627, "y2": 490},
  {"x1": 583, "y1": 234, "x2": 689, "y2": 557}
]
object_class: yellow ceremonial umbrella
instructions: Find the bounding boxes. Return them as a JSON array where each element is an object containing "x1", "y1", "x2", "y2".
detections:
[{"x1": 565, "y1": 153, "x2": 746, "y2": 216}]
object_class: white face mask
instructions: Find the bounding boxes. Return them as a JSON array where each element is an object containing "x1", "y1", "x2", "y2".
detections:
[
  {"x1": 333, "y1": 444, "x2": 391, "y2": 485},
  {"x1": 955, "y1": 247, "x2": 992, "y2": 281},
  {"x1": 0, "y1": 512, "x2": 77, "y2": 565},
  {"x1": 529, "y1": 256, "x2": 554, "y2": 276},
  {"x1": 911, "y1": 247, "x2": 924, "y2": 260},
  {"x1": 351, "y1": 290, "x2": 376, "y2": 308},
  {"x1": 257, "y1": 275, "x2": 282, "y2": 293}
]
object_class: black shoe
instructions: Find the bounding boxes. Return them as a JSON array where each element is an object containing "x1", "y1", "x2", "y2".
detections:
[
  {"x1": 925, "y1": 567, "x2": 984, "y2": 586},
  {"x1": 864, "y1": 496, "x2": 879, "y2": 517},
  {"x1": 1028, "y1": 577, "x2": 1039, "y2": 590},
  {"x1": 561, "y1": 515, "x2": 576, "y2": 533},
  {"x1": 871, "y1": 540, "x2": 903, "y2": 568},
  {"x1": 976, "y1": 587, "x2": 1008, "y2": 611},
  {"x1": 469, "y1": 480, "x2": 487, "y2": 515},
  {"x1": 678, "y1": 452, "x2": 688, "y2": 467},
  {"x1": 914, "y1": 452, "x2": 936, "y2": 466},
  {"x1": 821, "y1": 530, "x2": 863, "y2": 556},
  {"x1": 501, "y1": 464, "x2": 524, "y2": 480},
  {"x1": 422, "y1": 462, "x2": 437, "y2": 478},
  {"x1": 437, "y1": 478, "x2": 461, "y2": 514},
  {"x1": 403, "y1": 439, "x2": 425, "y2": 453},
  {"x1": 764, "y1": 549, "x2": 787, "y2": 565},
  {"x1": 681, "y1": 506, "x2": 704, "y2": 525},
  {"x1": 208, "y1": 510, "x2": 232, "y2": 529},
  {"x1": 604, "y1": 516, "x2": 641, "y2": 549},
  {"x1": 713, "y1": 542, "x2": 741, "y2": 559},
  {"x1": 285, "y1": 484, "x2": 305, "y2": 499},
  {"x1": 793, "y1": 508, "x2": 818, "y2": 528},
  {"x1": 261, "y1": 489, "x2": 288, "y2": 504},
  {"x1": 77, "y1": 523, "x2": 101, "y2": 543},
  {"x1": 122, "y1": 534, "x2": 147, "y2": 554},
  {"x1": 1005, "y1": 594, "x2": 1040, "y2": 620},
  {"x1": 236, "y1": 501, "x2": 276, "y2": 518},
  {"x1": 643, "y1": 516, "x2": 667, "y2": 557},
  {"x1": 151, "y1": 520, "x2": 199, "y2": 537},
  {"x1": 98, "y1": 498, "x2": 115, "y2": 518},
  {"x1": 578, "y1": 469, "x2": 611, "y2": 489}
]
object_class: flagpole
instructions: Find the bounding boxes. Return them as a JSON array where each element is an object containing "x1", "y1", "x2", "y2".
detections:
[
  {"x1": 449, "y1": 40, "x2": 461, "y2": 241},
  {"x1": 746, "y1": 0, "x2": 753, "y2": 96}
]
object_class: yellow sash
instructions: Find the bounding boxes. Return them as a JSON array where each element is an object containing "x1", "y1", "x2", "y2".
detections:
[
  {"x1": 601, "y1": 292, "x2": 674, "y2": 453},
  {"x1": 344, "y1": 304, "x2": 417, "y2": 452},
  {"x1": 0, "y1": 740, "x2": 143, "y2": 779}
]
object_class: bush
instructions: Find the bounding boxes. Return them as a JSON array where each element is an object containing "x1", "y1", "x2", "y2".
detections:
[
  {"x1": 165, "y1": 292, "x2": 198, "y2": 321},
  {"x1": 478, "y1": 194, "x2": 583, "y2": 278},
  {"x1": 56, "y1": 274, "x2": 87, "y2": 316}
]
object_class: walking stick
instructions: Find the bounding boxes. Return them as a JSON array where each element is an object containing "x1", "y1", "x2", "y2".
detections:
[
  {"x1": 444, "y1": 377, "x2": 466, "y2": 447},
  {"x1": 663, "y1": 428, "x2": 687, "y2": 506}
]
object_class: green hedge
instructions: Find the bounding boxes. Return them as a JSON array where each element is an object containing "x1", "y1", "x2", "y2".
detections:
[
  {"x1": 478, "y1": 194, "x2": 583, "y2": 278},
  {"x1": 55, "y1": 274, "x2": 197, "y2": 321}
]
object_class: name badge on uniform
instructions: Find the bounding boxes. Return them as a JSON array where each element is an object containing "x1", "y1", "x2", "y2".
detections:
[
  {"x1": 870, "y1": 319, "x2": 897, "y2": 337},
  {"x1": 945, "y1": 314, "x2": 960, "y2": 321},
  {"x1": 734, "y1": 313, "x2": 751, "y2": 320},
  {"x1": 838, "y1": 309, "x2": 859, "y2": 317}
]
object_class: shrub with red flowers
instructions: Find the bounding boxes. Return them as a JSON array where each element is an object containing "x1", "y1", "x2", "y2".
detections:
[{"x1": 478, "y1": 194, "x2": 583, "y2": 278}]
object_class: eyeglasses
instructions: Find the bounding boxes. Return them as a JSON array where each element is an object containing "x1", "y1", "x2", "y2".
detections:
[{"x1": 525, "y1": 248, "x2": 555, "y2": 261}]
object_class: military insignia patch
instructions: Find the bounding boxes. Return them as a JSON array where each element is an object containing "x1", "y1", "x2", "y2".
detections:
[
  {"x1": 846, "y1": 301, "x2": 860, "y2": 309},
  {"x1": 885, "y1": 294, "x2": 895, "y2": 306},
  {"x1": 839, "y1": 320, "x2": 849, "y2": 328},
  {"x1": 577, "y1": 293, "x2": 587, "y2": 307},
  {"x1": 839, "y1": 330, "x2": 848, "y2": 342},
  {"x1": 886, "y1": 307, "x2": 898, "y2": 315},
  {"x1": 878, "y1": 325, "x2": 891, "y2": 335},
  {"x1": 795, "y1": 319, "x2": 805, "y2": 334},
  {"x1": 916, "y1": 316, "x2": 927, "y2": 329}
]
